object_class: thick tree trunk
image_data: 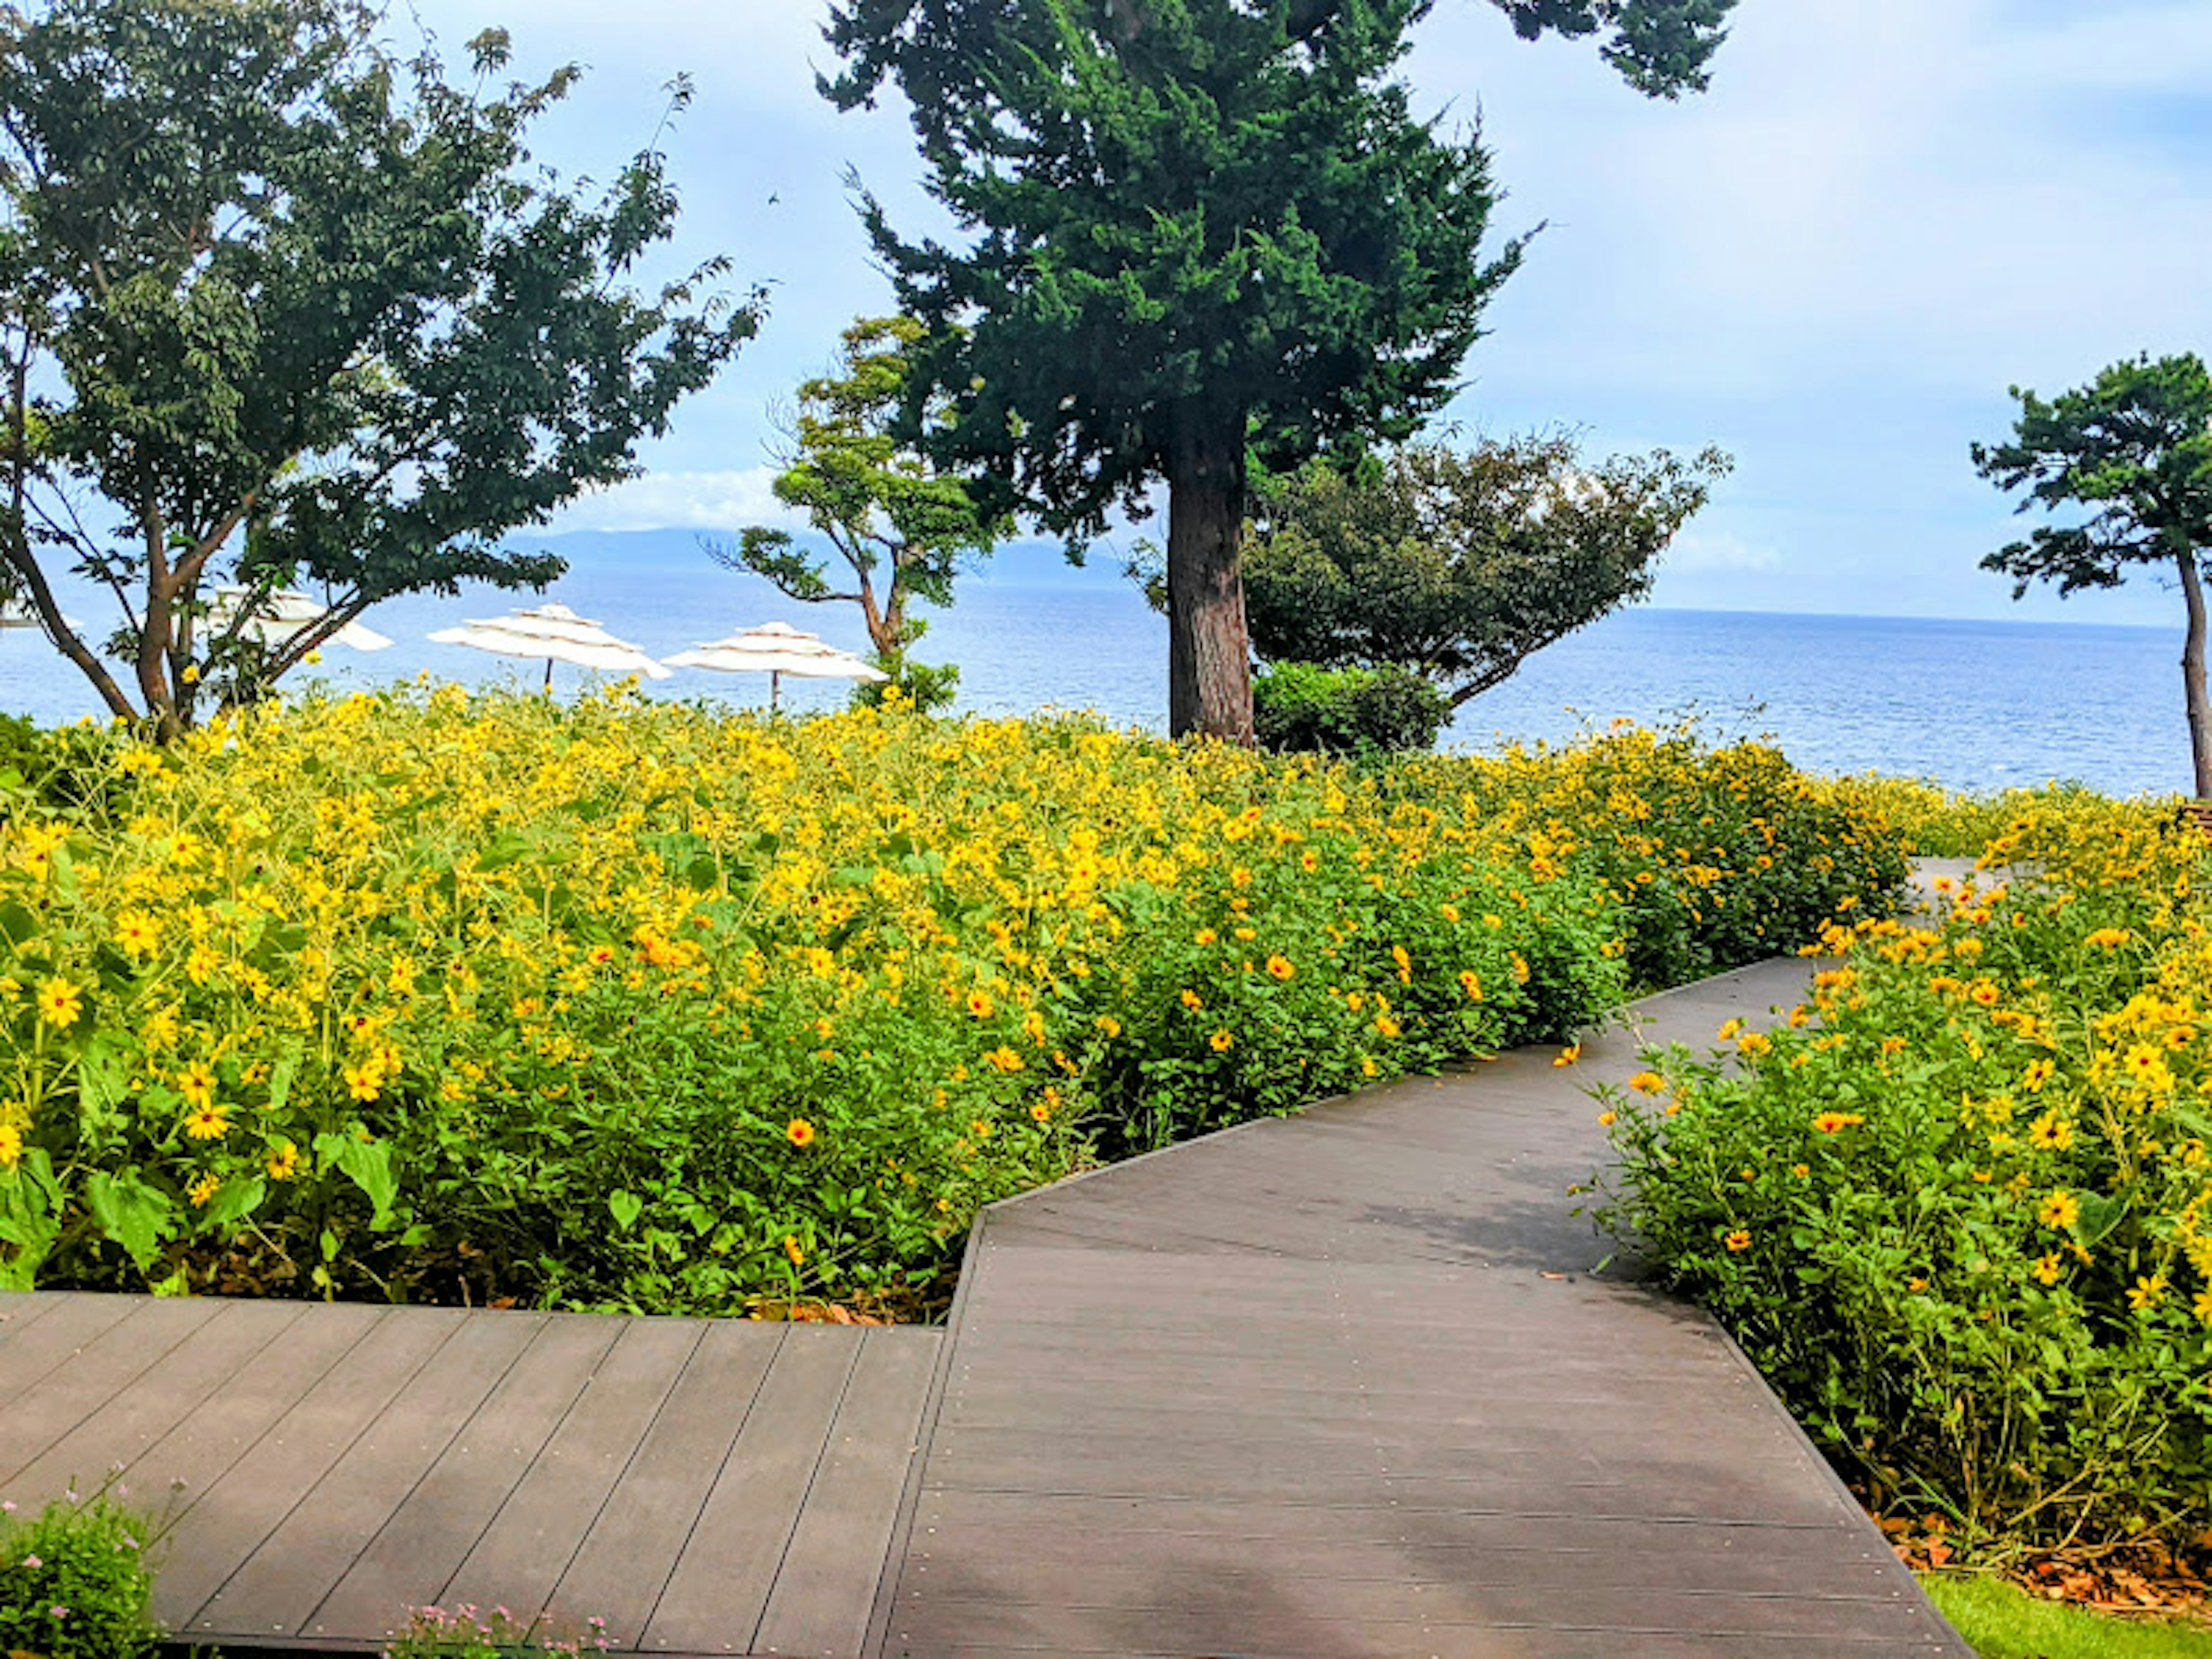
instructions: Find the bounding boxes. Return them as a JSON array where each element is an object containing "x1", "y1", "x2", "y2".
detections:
[
  {"x1": 2180, "y1": 550, "x2": 2212, "y2": 801},
  {"x1": 1165, "y1": 419, "x2": 1253, "y2": 744}
]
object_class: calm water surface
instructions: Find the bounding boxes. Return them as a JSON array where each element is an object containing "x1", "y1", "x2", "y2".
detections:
[{"x1": 0, "y1": 567, "x2": 2187, "y2": 798}]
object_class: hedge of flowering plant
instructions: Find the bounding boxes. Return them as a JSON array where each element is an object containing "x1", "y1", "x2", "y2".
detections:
[
  {"x1": 0, "y1": 690, "x2": 1906, "y2": 1314},
  {"x1": 0, "y1": 1489, "x2": 162, "y2": 1659},
  {"x1": 1600, "y1": 791, "x2": 2212, "y2": 1548}
]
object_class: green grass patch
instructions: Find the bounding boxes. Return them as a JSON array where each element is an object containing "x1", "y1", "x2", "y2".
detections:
[{"x1": 1926, "y1": 1575, "x2": 2212, "y2": 1659}]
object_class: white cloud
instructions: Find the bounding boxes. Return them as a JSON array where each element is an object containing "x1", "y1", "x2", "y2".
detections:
[
  {"x1": 550, "y1": 467, "x2": 804, "y2": 533},
  {"x1": 1666, "y1": 531, "x2": 1780, "y2": 574}
]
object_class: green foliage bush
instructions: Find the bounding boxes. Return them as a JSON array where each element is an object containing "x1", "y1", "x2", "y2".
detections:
[
  {"x1": 0, "y1": 695, "x2": 1908, "y2": 1315},
  {"x1": 1600, "y1": 795, "x2": 2212, "y2": 1546},
  {"x1": 0, "y1": 1491, "x2": 162, "y2": 1659},
  {"x1": 1251, "y1": 662, "x2": 1452, "y2": 755}
]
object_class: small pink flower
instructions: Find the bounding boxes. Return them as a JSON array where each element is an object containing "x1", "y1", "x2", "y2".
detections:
[
  {"x1": 49, "y1": 1604, "x2": 69, "y2": 1619},
  {"x1": 22, "y1": 1553, "x2": 41, "y2": 1569}
]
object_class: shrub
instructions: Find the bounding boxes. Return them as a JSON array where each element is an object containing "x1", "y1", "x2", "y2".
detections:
[
  {"x1": 0, "y1": 1490, "x2": 162, "y2": 1659},
  {"x1": 1600, "y1": 794, "x2": 2212, "y2": 1547},
  {"x1": 1252, "y1": 662, "x2": 1451, "y2": 755},
  {"x1": 0, "y1": 692, "x2": 1908, "y2": 1313},
  {"x1": 385, "y1": 1603, "x2": 610, "y2": 1656}
]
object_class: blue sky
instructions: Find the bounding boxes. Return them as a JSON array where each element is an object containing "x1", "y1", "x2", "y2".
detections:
[{"x1": 410, "y1": 0, "x2": 2212, "y2": 626}]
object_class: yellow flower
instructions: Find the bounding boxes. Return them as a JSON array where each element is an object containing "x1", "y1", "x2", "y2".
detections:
[
  {"x1": 1372, "y1": 1013, "x2": 1402, "y2": 1040},
  {"x1": 1208, "y1": 1029, "x2": 1234, "y2": 1052},
  {"x1": 965, "y1": 989, "x2": 994, "y2": 1018},
  {"x1": 178, "y1": 1060, "x2": 217, "y2": 1109},
  {"x1": 1553, "y1": 1044, "x2": 1581, "y2": 1067},
  {"x1": 1095, "y1": 1015, "x2": 1122, "y2": 1039},
  {"x1": 2127, "y1": 1274, "x2": 2167, "y2": 1312},
  {"x1": 1457, "y1": 969, "x2": 1483, "y2": 1002},
  {"x1": 1265, "y1": 955, "x2": 1294, "y2": 981},
  {"x1": 2022, "y1": 1058, "x2": 2055, "y2": 1093},
  {"x1": 1596, "y1": 1109, "x2": 1617, "y2": 1127},
  {"x1": 0, "y1": 1123, "x2": 21, "y2": 1168},
  {"x1": 786, "y1": 1119, "x2": 817, "y2": 1148},
  {"x1": 188, "y1": 1172, "x2": 222, "y2": 1208},
  {"x1": 1194, "y1": 928, "x2": 1218, "y2": 946},
  {"x1": 184, "y1": 1103, "x2": 230, "y2": 1140},
  {"x1": 1724, "y1": 1229, "x2": 1751, "y2": 1252},
  {"x1": 783, "y1": 1234, "x2": 806, "y2": 1267},
  {"x1": 2037, "y1": 1190, "x2": 2080, "y2": 1230},
  {"x1": 1180, "y1": 988, "x2": 1203, "y2": 1010},
  {"x1": 266, "y1": 1142, "x2": 301, "y2": 1181},
  {"x1": 1628, "y1": 1071, "x2": 1665, "y2": 1095},
  {"x1": 986, "y1": 1045, "x2": 1025, "y2": 1073},
  {"x1": 1510, "y1": 953, "x2": 1531, "y2": 986},
  {"x1": 2033, "y1": 1253, "x2": 2062, "y2": 1286},
  {"x1": 2194, "y1": 1288, "x2": 2212, "y2": 1327},
  {"x1": 35, "y1": 976, "x2": 82, "y2": 1031},
  {"x1": 1716, "y1": 1018, "x2": 1744, "y2": 1041},
  {"x1": 2027, "y1": 1111, "x2": 2073, "y2": 1153},
  {"x1": 2084, "y1": 927, "x2": 2131, "y2": 949},
  {"x1": 1359, "y1": 1056, "x2": 1378, "y2": 1078},
  {"x1": 1812, "y1": 1111, "x2": 1864, "y2": 1134},
  {"x1": 114, "y1": 910, "x2": 160, "y2": 957}
]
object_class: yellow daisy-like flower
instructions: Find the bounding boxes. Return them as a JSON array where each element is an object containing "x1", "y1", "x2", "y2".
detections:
[
  {"x1": 1180, "y1": 988, "x2": 1203, "y2": 1010},
  {"x1": 2037, "y1": 1190, "x2": 2080, "y2": 1230},
  {"x1": 1596, "y1": 1109, "x2": 1617, "y2": 1127},
  {"x1": 184, "y1": 1103, "x2": 230, "y2": 1141},
  {"x1": 0, "y1": 1122, "x2": 22, "y2": 1168},
  {"x1": 1265, "y1": 955, "x2": 1294, "y2": 981},
  {"x1": 786, "y1": 1119, "x2": 817, "y2": 1148},
  {"x1": 179, "y1": 1060, "x2": 217, "y2": 1110},
  {"x1": 2027, "y1": 1111, "x2": 2073, "y2": 1153},
  {"x1": 266, "y1": 1142, "x2": 301, "y2": 1181},
  {"x1": 2084, "y1": 927, "x2": 2130, "y2": 949},
  {"x1": 1095, "y1": 1014, "x2": 1122, "y2": 1039},
  {"x1": 1628, "y1": 1071, "x2": 1666, "y2": 1095},
  {"x1": 1457, "y1": 969, "x2": 1483, "y2": 1002},
  {"x1": 2032, "y1": 1253, "x2": 2062, "y2": 1286},
  {"x1": 1724, "y1": 1229, "x2": 1752, "y2": 1253},
  {"x1": 985, "y1": 1046, "x2": 1025, "y2": 1074},
  {"x1": 187, "y1": 1172, "x2": 222, "y2": 1209},
  {"x1": 2126, "y1": 1274, "x2": 2167, "y2": 1312},
  {"x1": 114, "y1": 910, "x2": 160, "y2": 957},
  {"x1": 1359, "y1": 1056, "x2": 1379, "y2": 1078},
  {"x1": 1372, "y1": 1013, "x2": 1402, "y2": 1040},
  {"x1": 2022, "y1": 1057, "x2": 2055, "y2": 1093},
  {"x1": 35, "y1": 976, "x2": 82, "y2": 1031},
  {"x1": 2194, "y1": 1288, "x2": 2212, "y2": 1327},
  {"x1": 1208, "y1": 1029, "x2": 1234, "y2": 1052},
  {"x1": 1812, "y1": 1111, "x2": 1864, "y2": 1135},
  {"x1": 1194, "y1": 928, "x2": 1218, "y2": 946},
  {"x1": 1510, "y1": 952, "x2": 1530, "y2": 986},
  {"x1": 1552, "y1": 1044, "x2": 1581, "y2": 1068},
  {"x1": 965, "y1": 988, "x2": 994, "y2": 1019}
]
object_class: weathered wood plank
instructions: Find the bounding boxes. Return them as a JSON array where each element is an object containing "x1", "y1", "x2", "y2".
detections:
[
  {"x1": 643, "y1": 1324, "x2": 863, "y2": 1656},
  {"x1": 540, "y1": 1320, "x2": 787, "y2": 1647},
  {"x1": 0, "y1": 1291, "x2": 143, "y2": 1402},
  {"x1": 754, "y1": 1328, "x2": 939, "y2": 1659},
  {"x1": 195, "y1": 1309, "x2": 547, "y2": 1638},
  {"x1": 2, "y1": 1298, "x2": 306, "y2": 1506},
  {"x1": 302, "y1": 1312, "x2": 624, "y2": 1643},
  {"x1": 159, "y1": 1306, "x2": 467, "y2": 1628},
  {"x1": 438, "y1": 1316, "x2": 704, "y2": 1625},
  {"x1": 0, "y1": 1296, "x2": 226, "y2": 1486}
]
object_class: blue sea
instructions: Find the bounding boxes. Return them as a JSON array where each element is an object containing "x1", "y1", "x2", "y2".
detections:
[{"x1": 0, "y1": 543, "x2": 2190, "y2": 798}]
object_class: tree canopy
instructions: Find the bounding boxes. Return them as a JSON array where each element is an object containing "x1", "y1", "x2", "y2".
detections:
[
  {"x1": 710, "y1": 316, "x2": 1005, "y2": 711},
  {"x1": 1232, "y1": 435, "x2": 1727, "y2": 703},
  {"x1": 820, "y1": 0, "x2": 1738, "y2": 741},
  {"x1": 0, "y1": 0, "x2": 757, "y2": 734},
  {"x1": 1972, "y1": 353, "x2": 2212, "y2": 798}
]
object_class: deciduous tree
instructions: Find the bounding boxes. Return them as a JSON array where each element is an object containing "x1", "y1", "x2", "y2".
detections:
[
  {"x1": 821, "y1": 0, "x2": 1737, "y2": 741},
  {"x1": 710, "y1": 316, "x2": 1005, "y2": 711},
  {"x1": 1974, "y1": 353, "x2": 2212, "y2": 800},
  {"x1": 0, "y1": 1, "x2": 757, "y2": 736},
  {"x1": 1239, "y1": 435, "x2": 1729, "y2": 706}
]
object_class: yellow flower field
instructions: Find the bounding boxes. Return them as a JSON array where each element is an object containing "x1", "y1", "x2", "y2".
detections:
[{"x1": 0, "y1": 691, "x2": 1906, "y2": 1312}]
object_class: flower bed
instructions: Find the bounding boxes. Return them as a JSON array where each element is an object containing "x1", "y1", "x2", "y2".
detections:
[
  {"x1": 1601, "y1": 789, "x2": 2212, "y2": 1547},
  {"x1": 0, "y1": 692, "x2": 1906, "y2": 1313}
]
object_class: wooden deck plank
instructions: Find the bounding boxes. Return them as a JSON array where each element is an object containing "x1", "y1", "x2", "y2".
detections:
[
  {"x1": 194, "y1": 1309, "x2": 548, "y2": 1639},
  {"x1": 438, "y1": 1316, "x2": 705, "y2": 1625},
  {"x1": 753, "y1": 1328, "x2": 940, "y2": 1659},
  {"x1": 540, "y1": 1320, "x2": 787, "y2": 1647},
  {"x1": 157, "y1": 1306, "x2": 466, "y2": 1628},
  {"x1": 0, "y1": 1290, "x2": 143, "y2": 1399},
  {"x1": 0, "y1": 1287, "x2": 65, "y2": 1338},
  {"x1": 2, "y1": 1298, "x2": 306, "y2": 1506},
  {"x1": 0, "y1": 1296, "x2": 228, "y2": 1486},
  {"x1": 303, "y1": 1312, "x2": 624, "y2": 1643},
  {"x1": 877, "y1": 958, "x2": 1971, "y2": 1658},
  {"x1": 643, "y1": 1324, "x2": 864, "y2": 1656}
]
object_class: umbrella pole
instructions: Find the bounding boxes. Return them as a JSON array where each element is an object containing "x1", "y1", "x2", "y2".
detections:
[
  {"x1": 771, "y1": 670, "x2": 781, "y2": 714},
  {"x1": 543, "y1": 657, "x2": 554, "y2": 694}
]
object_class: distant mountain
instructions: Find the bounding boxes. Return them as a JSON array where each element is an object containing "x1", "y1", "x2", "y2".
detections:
[{"x1": 514, "y1": 527, "x2": 1134, "y2": 592}]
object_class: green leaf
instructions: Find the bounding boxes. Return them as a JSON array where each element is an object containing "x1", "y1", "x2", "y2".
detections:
[
  {"x1": 86, "y1": 1168, "x2": 176, "y2": 1271},
  {"x1": 2075, "y1": 1189, "x2": 2128, "y2": 1248},
  {"x1": 609, "y1": 1190, "x2": 643, "y2": 1231},
  {"x1": 202, "y1": 1175, "x2": 267, "y2": 1228}
]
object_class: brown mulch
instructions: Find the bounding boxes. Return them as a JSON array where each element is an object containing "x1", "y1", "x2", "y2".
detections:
[{"x1": 1878, "y1": 1512, "x2": 2212, "y2": 1620}]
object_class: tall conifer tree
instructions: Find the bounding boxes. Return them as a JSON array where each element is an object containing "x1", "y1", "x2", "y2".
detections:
[{"x1": 823, "y1": 0, "x2": 1737, "y2": 740}]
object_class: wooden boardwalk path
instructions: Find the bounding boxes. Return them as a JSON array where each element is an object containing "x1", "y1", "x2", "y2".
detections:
[
  {"x1": 0, "y1": 956, "x2": 1972, "y2": 1657},
  {"x1": 0, "y1": 1297, "x2": 936, "y2": 1656},
  {"x1": 872, "y1": 959, "x2": 1971, "y2": 1658}
]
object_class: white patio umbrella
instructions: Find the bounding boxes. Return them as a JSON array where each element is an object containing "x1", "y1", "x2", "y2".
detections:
[
  {"x1": 664, "y1": 620, "x2": 887, "y2": 711},
  {"x1": 429, "y1": 600, "x2": 672, "y2": 690},
  {"x1": 204, "y1": 586, "x2": 393, "y2": 653},
  {"x1": 0, "y1": 599, "x2": 81, "y2": 633}
]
